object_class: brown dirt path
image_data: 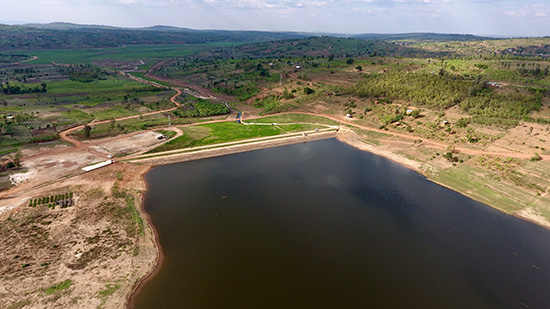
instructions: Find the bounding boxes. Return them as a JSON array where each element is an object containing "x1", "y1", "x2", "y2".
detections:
[
  {"x1": 56, "y1": 88, "x2": 182, "y2": 151},
  {"x1": 280, "y1": 112, "x2": 546, "y2": 160},
  {"x1": 145, "y1": 60, "x2": 233, "y2": 102}
]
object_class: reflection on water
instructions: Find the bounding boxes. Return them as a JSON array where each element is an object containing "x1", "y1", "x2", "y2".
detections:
[{"x1": 134, "y1": 139, "x2": 550, "y2": 308}]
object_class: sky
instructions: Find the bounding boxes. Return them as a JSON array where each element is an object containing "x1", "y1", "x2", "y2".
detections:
[{"x1": 2, "y1": 0, "x2": 550, "y2": 36}]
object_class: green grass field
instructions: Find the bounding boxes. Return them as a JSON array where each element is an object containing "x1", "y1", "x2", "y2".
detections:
[
  {"x1": 148, "y1": 115, "x2": 328, "y2": 153},
  {"x1": 23, "y1": 43, "x2": 243, "y2": 66},
  {"x1": 45, "y1": 77, "x2": 144, "y2": 95},
  {"x1": 247, "y1": 114, "x2": 339, "y2": 125}
]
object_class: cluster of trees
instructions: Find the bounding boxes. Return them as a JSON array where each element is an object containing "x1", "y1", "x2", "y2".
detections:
[
  {"x1": 500, "y1": 45, "x2": 550, "y2": 58},
  {"x1": 210, "y1": 36, "x2": 450, "y2": 61},
  {"x1": 12, "y1": 67, "x2": 38, "y2": 74},
  {"x1": 2, "y1": 112, "x2": 35, "y2": 124},
  {"x1": 67, "y1": 65, "x2": 107, "y2": 82},
  {"x1": 212, "y1": 84, "x2": 260, "y2": 101},
  {"x1": 253, "y1": 95, "x2": 289, "y2": 114},
  {"x1": 348, "y1": 71, "x2": 471, "y2": 109},
  {"x1": 0, "y1": 53, "x2": 30, "y2": 63},
  {"x1": 460, "y1": 92, "x2": 542, "y2": 122},
  {"x1": 173, "y1": 99, "x2": 229, "y2": 118},
  {"x1": 348, "y1": 70, "x2": 543, "y2": 125},
  {"x1": 128, "y1": 85, "x2": 169, "y2": 93},
  {"x1": 517, "y1": 64, "x2": 550, "y2": 78},
  {"x1": 0, "y1": 151, "x2": 22, "y2": 171},
  {"x1": 0, "y1": 81, "x2": 47, "y2": 94}
]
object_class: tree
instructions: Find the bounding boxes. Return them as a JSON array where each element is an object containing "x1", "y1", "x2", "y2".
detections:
[
  {"x1": 346, "y1": 58, "x2": 354, "y2": 65},
  {"x1": 531, "y1": 152, "x2": 542, "y2": 161},
  {"x1": 303, "y1": 87, "x2": 314, "y2": 95},
  {"x1": 443, "y1": 152, "x2": 458, "y2": 162},
  {"x1": 83, "y1": 125, "x2": 92, "y2": 139},
  {"x1": 13, "y1": 150, "x2": 22, "y2": 167},
  {"x1": 356, "y1": 65, "x2": 362, "y2": 71}
]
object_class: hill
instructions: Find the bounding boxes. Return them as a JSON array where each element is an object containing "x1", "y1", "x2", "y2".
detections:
[
  {"x1": 353, "y1": 32, "x2": 492, "y2": 42},
  {"x1": 209, "y1": 36, "x2": 453, "y2": 60},
  {"x1": 0, "y1": 23, "x2": 309, "y2": 50}
]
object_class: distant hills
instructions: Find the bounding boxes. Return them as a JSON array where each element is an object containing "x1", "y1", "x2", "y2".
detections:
[
  {"x1": 0, "y1": 22, "x2": 493, "y2": 51},
  {"x1": 352, "y1": 32, "x2": 492, "y2": 42},
  {"x1": 0, "y1": 23, "x2": 309, "y2": 50}
]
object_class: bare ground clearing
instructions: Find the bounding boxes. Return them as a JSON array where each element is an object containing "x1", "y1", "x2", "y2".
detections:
[{"x1": 0, "y1": 163, "x2": 157, "y2": 309}]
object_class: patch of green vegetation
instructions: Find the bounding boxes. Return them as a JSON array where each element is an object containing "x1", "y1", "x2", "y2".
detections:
[
  {"x1": 7, "y1": 300, "x2": 30, "y2": 309},
  {"x1": 250, "y1": 113, "x2": 338, "y2": 126},
  {"x1": 128, "y1": 73, "x2": 172, "y2": 87},
  {"x1": 429, "y1": 164, "x2": 541, "y2": 214},
  {"x1": 148, "y1": 117, "x2": 321, "y2": 153},
  {"x1": 174, "y1": 97, "x2": 229, "y2": 117},
  {"x1": 213, "y1": 83, "x2": 260, "y2": 101},
  {"x1": 68, "y1": 65, "x2": 108, "y2": 82},
  {"x1": 62, "y1": 110, "x2": 93, "y2": 123},
  {"x1": 150, "y1": 121, "x2": 278, "y2": 152},
  {"x1": 44, "y1": 279, "x2": 73, "y2": 295},
  {"x1": 155, "y1": 129, "x2": 176, "y2": 140},
  {"x1": 478, "y1": 155, "x2": 521, "y2": 173},
  {"x1": 0, "y1": 148, "x2": 18, "y2": 156},
  {"x1": 89, "y1": 105, "x2": 143, "y2": 121},
  {"x1": 254, "y1": 95, "x2": 292, "y2": 114},
  {"x1": 23, "y1": 44, "x2": 232, "y2": 65},
  {"x1": 46, "y1": 76, "x2": 144, "y2": 95},
  {"x1": 69, "y1": 110, "x2": 189, "y2": 140},
  {"x1": 98, "y1": 283, "x2": 120, "y2": 298},
  {"x1": 348, "y1": 70, "x2": 542, "y2": 125},
  {"x1": 125, "y1": 194, "x2": 144, "y2": 236}
]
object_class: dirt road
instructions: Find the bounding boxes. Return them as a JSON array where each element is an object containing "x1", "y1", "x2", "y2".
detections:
[
  {"x1": 277, "y1": 112, "x2": 546, "y2": 160},
  {"x1": 58, "y1": 88, "x2": 182, "y2": 148}
]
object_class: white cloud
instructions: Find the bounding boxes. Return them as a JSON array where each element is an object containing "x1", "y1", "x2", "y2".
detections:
[{"x1": 506, "y1": 4, "x2": 549, "y2": 18}]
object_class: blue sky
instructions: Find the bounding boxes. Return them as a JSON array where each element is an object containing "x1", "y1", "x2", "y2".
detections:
[{"x1": 2, "y1": 0, "x2": 550, "y2": 36}]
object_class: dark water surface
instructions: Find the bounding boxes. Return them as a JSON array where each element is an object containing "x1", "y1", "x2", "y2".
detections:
[{"x1": 134, "y1": 139, "x2": 550, "y2": 308}]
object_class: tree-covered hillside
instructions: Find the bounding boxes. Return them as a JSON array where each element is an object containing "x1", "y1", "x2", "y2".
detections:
[
  {"x1": 0, "y1": 23, "x2": 308, "y2": 50},
  {"x1": 352, "y1": 33, "x2": 491, "y2": 42},
  {"x1": 207, "y1": 37, "x2": 453, "y2": 60}
]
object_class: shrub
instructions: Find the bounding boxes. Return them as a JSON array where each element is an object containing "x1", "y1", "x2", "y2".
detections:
[{"x1": 531, "y1": 152, "x2": 542, "y2": 161}]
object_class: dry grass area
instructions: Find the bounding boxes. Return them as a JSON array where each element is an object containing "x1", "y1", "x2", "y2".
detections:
[
  {"x1": 0, "y1": 132, "x2": 163, "y2": 309},
  {"x1": 0, "y1": 163, "x2": 157, "y2": 309},
  {"x1": 487, "y1": 123, "x2": 550, "y2": 155}
]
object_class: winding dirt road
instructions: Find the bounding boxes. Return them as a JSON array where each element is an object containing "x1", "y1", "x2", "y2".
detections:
[
  {"x1": 50, "y1": 67, "x2": 546, "y2": 164},
  {"x1": 58, "y1": 88, "x2": 182, "y2": 149},
  {"x1": 240, "y1": 111, "x2": 546, "y2": 160}
]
